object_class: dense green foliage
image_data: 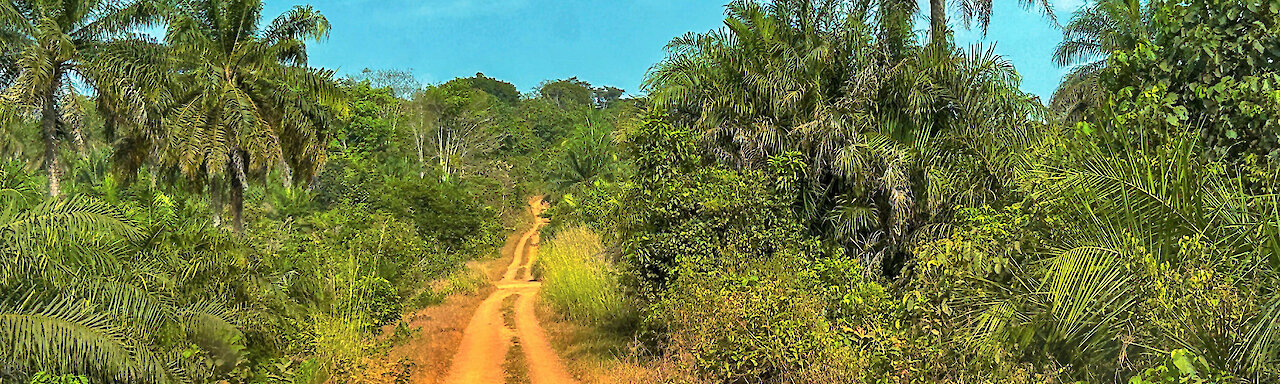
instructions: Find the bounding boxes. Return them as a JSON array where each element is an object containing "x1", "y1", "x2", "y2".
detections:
[
  {"x1": 1100, "y1": 0, "x2": 1280, "y2": 164},
  {"x1": 3, "y1": 0, "x2": 1278, "y2": 383},
  {"x1": 0, "y1": 158, "x2": 500, "y2": 384},
  {"x1": 644, "y1": 0, "x2": 1045, "y2": 279},
  {"x1": 544, "y1": 0, "x2": 1280, "y2": 383},
  {"x1": 0, "y1": 1, "x2": 632, "y2": 382}
]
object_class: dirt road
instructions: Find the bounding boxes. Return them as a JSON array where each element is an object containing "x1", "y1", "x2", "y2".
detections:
[{"x1": 442, "y1": 200, "x2": 577, "y2": 384}]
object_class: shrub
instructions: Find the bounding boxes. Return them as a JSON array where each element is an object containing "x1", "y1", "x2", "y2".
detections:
[
  {"x1": 650, "y1": 253, "x2": 858, "y2": 383},
  {"x1": 23, "y1": 372, "x2": 86, "y2": 384},
  {"x1": 1129, "y1": 349, "x2": 1233, "y2": 384},
  {"x1": 342, "y1": 275, "x2": 402, "y2": 329},
  {"x1": 375, "y1": 176, "x2": 504, "y2": 259},
  {"x1": 409, "y1": 264, "x2": 490, "y2": 309}
]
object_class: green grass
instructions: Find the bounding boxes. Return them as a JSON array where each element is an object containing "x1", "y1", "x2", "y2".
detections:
[
  {"x1": 535, "y1": 226, "x2": 637, "y2": 329},
  {"x1": 409, "y1": 264, "x2": 490, "y2": 309}
]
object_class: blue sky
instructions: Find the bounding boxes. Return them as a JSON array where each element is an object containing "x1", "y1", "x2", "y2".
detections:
[{"x1": 261, "y1": 0, "x2": 1087, "y2": 100}]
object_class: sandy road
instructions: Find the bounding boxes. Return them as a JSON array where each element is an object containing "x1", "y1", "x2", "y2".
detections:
[{"x1": 442, "y1": 200, "x2": 576, "y2": 384}]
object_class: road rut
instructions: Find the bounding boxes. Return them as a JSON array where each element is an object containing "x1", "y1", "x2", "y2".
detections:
[{"x1": 442, "y1": 200, "x2": 576, "y2": 384}]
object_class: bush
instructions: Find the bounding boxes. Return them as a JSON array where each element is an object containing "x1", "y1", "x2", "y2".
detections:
[
  {"x1": 375, "y1": 176, "x2": 504, "y2": 258},
  {"x1": 650, "y1": 253, "x2": 858, "y2": 383},
  {"x1": 23, "y1": 372, "x2": 86, "y2": 384},
  {"x1": 343, "y1": 275, "x2": 402, "y2": 329},
  {"x1": 543, "y1": 179, "x2": 624, "y2": 236},
  {"x1": 409, "y1": 264, "x2": 490, "y2": 309},
  {"x1": 1129, "y1": 349, "x2": 1233, "y2": 384},
  {"x1": 536, "y1": 226, "x2": 636, "y2": 329}
]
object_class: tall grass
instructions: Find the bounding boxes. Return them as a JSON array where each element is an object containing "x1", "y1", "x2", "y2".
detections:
[
  {"x1": 536, "y1": 226, "x2": 635, "y2": 328},
  {"x1": 409, "y1": 264, "x2": 490, "y2": 309}
]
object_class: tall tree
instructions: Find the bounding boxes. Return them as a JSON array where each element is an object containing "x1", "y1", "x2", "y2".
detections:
[
  {"x1": 538, "y1": 77, "x2": 593, "y2": 108},
  {"x1": 645, "y1": 0, "x2": 1045, "y2": 277},
  {"x1": 591, "y1": 86, "x2": 624, "y2": 109},
  {"x1": 460, "y1": 72, "x2": 519, "y2": 104},
  {"x1": 1050, "y1": 0, "x2": 1150, "y2": 123},
  {"x1": 353, "y1": 68, "x2": 421, "y2": 99},
  {"x1": 923, "y1": 0, "x2": 1056, "y2": 47},
  {"x1": 0, "y1": 0, "x2": 166, "y2": 197},
  {"x1": 403, "y1": 82, "x2": 506, "y2": 182},
  {"x1": 160, "y1": 0, "x2": 345, "y2": 233}
]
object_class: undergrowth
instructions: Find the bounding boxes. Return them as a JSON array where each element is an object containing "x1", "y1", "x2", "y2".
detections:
[{"x1": 535, "y1": 226, "x2": 637, "y2": 330}]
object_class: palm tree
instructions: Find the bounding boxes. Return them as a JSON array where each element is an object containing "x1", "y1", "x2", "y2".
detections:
[
  {"x1": 0, "y1": 0, "x2": 166, "y2": 197},
  {"x1": 1050, "y1": 0, "x2": 1150, "y2": 123},
  {"x1": 157, "y1": 0, "x2": 345, "y2": 233},
  {"x1": 547, "y1": 125, "x2": 618, "y2": 197},
  {"x1": 1, "y1": 164, "x2": 246, "y2": 383},
  {"x1": 646, "y1": 0, "x2": 1045, "y2": 276},
  {"x1": 972, "y1": 134, "x2": 1279, "y2": 381},
  {"x1": 923, "y1": 0, "x2": 1056, "y2": 47},
  {"x1": 0, "y1": 163, "x2": 168, "y2": 382},
  {"x1": 0, "y1": 197, "x2": 172, "y2": 384}
]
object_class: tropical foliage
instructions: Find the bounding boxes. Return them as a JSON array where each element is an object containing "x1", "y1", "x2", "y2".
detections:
[
  {"x1": 0, "y1": 0, "x2": 629, "y2": 381},
  {"x1": 1050, "y1": 0, "x2": 1150, "y2": 122},
  {"x1": 152, "y1": 0, "x2": 344, "y2": 233},
  {"x1": 546, "y1": 0, "x2": 1280, "y2": 383},
  {"x1": 0, "y1": 0, "x2": 166, "y2": 197},
  {"x1": 3, "y1": 0, "x2": 1277, "y2": 383}
]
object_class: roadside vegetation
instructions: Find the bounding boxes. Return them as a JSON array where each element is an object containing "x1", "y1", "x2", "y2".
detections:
[
  {"x1": 0, "y1": 1, "x2": 634, "y2": 383},
  {"x1": 535, "y1": 226, "x2": 635, "y2": 330},
  {"x1": 543, "y1": 0, "x2": 1280, "y2": 383},
  {"x1": 2, "y1": 0, "x2": 1278, "y2": 383}
]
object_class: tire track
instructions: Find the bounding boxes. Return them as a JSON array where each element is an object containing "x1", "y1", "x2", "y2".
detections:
[{"x1": 443, "y1": 199, "x2": 577, "y2": 384}]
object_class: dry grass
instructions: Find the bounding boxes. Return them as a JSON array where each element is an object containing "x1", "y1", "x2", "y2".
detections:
[{"x1": 539, "y1": 303, "x2": 707, "y2": 384}]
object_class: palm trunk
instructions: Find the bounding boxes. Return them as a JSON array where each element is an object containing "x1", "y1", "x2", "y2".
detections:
[
  {"x1": 230, "y1": 174, "x2": 244, "y2": 234},
  {"x1": 41, "y1": 77, "x2": 61, "y2": 198},
  {"x1": 230, "y1": 151, "x2": 247, "y2": 234},
  {"x1": 211, "y1": 176, "x2": 223, "y2": 227},
  {"x1": 929, "y1": 0, "x2": 948, "y2": 46},
  {"x1": 70, "y1": 121, "x2": 86, "y2": 157},
  {"x1": 280, "y1": 158, "x2": 293, "y2": 189}
]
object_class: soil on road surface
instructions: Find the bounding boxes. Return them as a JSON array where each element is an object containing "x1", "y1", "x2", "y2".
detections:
[{"x1": 441, "y1": 198, "x2": 577, "y2": 384}]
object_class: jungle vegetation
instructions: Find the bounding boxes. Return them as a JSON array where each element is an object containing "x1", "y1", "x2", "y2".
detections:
[
  {"x1": 0, "y1": 0, "x2": 633, "y2": 381},
  {"x1": 543, "y1": 0, "x2": 1279, "y2": 383},
  {"x1": 2, "y1": 0, "x2": 1278, "y2": 383}
]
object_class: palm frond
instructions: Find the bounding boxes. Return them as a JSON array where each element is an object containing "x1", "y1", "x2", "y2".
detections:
[{"x1": 0, "y1": 292, "x2": 178, "y2": 384}]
